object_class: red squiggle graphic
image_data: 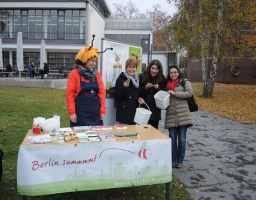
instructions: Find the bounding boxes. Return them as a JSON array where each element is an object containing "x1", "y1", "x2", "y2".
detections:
[{"x1": 99, "y1": 148, "x2": 136, "y2": 158}]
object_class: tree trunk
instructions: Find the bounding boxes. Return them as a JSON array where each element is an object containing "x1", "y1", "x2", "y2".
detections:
[
  {"x1": 199, "y1": 0, "x2": 208, "y2": 97},
  {"x1": 207, "y1": 0, "x2": 223, "y2": 97}
]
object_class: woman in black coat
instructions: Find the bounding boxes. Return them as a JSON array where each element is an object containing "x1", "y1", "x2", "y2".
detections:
[
  {"x1": 139, "y1": 60, "x2": 166, "y2": 129},
  {"x1": 39, "y1": 62, "x2": 49, "y2": 79},
  {"x1": 115, "y1": 59, "x2": 143, "y2": 125}
]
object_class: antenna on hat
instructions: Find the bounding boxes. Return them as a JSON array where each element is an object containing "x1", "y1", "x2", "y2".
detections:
[
  {"x1": 97, "y1": 47, "x2": 113, "y2": 54},
  {"x1": 88, "y1": 34, "x2": 95, "y2": 50}
]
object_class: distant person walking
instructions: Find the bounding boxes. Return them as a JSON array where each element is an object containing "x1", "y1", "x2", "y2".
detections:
[
  {"x1": 165, "y1": 65, "x2": 193, "y2": 169},
  {"x1": 27, "y1": 62, "x2": 36, "y2": 78},
  {"x1": 5, "y1": 62, "x2": 12, "y2": 77}
]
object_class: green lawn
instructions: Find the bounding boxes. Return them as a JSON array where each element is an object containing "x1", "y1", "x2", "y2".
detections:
[{"x1": 0, "y1": 87, "x2": 192, "y2": 200}]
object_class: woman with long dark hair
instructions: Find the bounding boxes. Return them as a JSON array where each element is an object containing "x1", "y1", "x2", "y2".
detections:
[
  {"x1": 165, "y1": 65, "x2": 193, "y2": 168},
  {"x1": 139, "y1": 59, "x2": 166, "y2": 129}
]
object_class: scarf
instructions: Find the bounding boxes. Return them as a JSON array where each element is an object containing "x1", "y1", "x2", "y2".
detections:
[
  {"x1": 77, "y1": 65, "x2": 96, "y2": 82},
  {"x1": 166, "y1": 78, "x2": 179, "y2": 91},
  {"x1": 124, "y1": 72, "x2": 139, "y2": 88}
]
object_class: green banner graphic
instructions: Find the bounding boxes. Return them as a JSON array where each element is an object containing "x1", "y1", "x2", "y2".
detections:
[{"x1": 129, "y1": 47, "x2": 142, "y2": 74}]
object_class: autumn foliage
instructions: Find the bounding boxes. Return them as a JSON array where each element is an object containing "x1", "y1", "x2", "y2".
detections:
[
  {"x1": 151, "y1": 4, "x2": 174, "y2": 51},
  {"x1": 192, "y1": 83, "x2": 256, "y2": 124},
  {"x1": 168, "y1": 0, "x2": 256, "y2": 97}
]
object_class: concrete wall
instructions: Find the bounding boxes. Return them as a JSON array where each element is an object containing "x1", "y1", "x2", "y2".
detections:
[{"x1": 0, "y1": 78, "x2": 67, "y2": 89}]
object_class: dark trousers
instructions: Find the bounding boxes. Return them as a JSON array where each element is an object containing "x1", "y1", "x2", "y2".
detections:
[
  {"x1": 30, "y1": 70, "x2": 36, "y2": 77},
  {"x1": 148, "y1": 120, "x2": 159, "y2": 129},
  {"x1": 5, "y1": 71, "x2": 11, "y2": 77},
  {"x1": 39, "y1": 70, "x2": 48, "y2": 79}
]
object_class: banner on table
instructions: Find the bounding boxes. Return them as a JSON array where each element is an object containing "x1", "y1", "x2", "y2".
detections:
[{"x1": 17, "y1": 139, "x2": 172, "y2": 196}]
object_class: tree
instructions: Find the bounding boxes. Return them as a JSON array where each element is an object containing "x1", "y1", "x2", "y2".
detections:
[
  {"x1": 149, "y1": 4, "x2": 174, "y2": 51},
  {"x1": 168, "y1": 0, "x2": 256, "y2": 97},
  {"x1": 112, "y1": 1, "x2": 174, "y2": 51},
  {"x1": 113, "y1": 0, "x2": 147, "y2": 18}
]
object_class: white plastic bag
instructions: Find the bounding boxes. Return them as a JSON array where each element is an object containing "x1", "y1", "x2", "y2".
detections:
[
  {"x1": 53, "y1": 115, "x2": 60, "y2": 132},
  {"x1": 33, "y1": 117, "x2": 45, "y2": 127},
  {"x1": 41, "y1": 118, "x2": 55, "y2": 133}
]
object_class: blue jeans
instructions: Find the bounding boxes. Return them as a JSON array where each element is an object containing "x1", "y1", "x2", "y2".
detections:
[{"x1": 169, "y1": 126, "x2": 187, "y2": 164}]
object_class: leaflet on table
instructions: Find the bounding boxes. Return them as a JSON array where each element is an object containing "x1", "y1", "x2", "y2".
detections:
[
  {"x1": 44, "y1": 131, "x2": 65, "y2": 136},
  {"x1": 73, "y1": 126, "x2": 91, "y2": 132},
  {"x1": 86, "y1": 130, "x2": 98, "y2": 136},
  {"x1": 88, "y1": 136, "x2": 100, "y2": 142},
  {"x1": 78, "y1": 136, "x2": 89, "y2": 143},
  {"x1": 77, "y1": 132, "x2": 100, "y2": 142},
  {"x1": 59, "y1": 127, "x2": 73, "y2": 132},
  {"x1": 98, "y1": 132, "x2": 116, "y2": 142},
  {"x1": 91, "y1": 125, "x2": 112, "y2": 131},
  {"x1": 114, "y1": 124, "x2": 127, "y2": 130},
  {"x1": 52, "y1": 139, "x2": 65, "y2": 144}
]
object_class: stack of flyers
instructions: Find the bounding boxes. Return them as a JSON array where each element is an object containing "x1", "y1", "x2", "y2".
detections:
[
  {"x1": 78, "y1": 135, "x2": 89, "y2": 143},
  {"x1": 76, "y1": 133, "x2": 87, "y2": 137},
  {"x1": 98, "y1": 132, "x2": 116, "y2": 142},
  {"x1": 91, "y1": 125, "x2": 112, "y2": 131},
  {"x1": 88, "y1": 136, "x2": 100, "y2": 142},
  {"x1": 73, "y1": 126, "x2": 91, "y2": 132},
  {"x1": 59, "y1": 127, "x2": 73, "y2": 132},
  {"x1": 86, "y1": 130, "x2": 98, "y2": 136},
  {"x1": 114, "y1": 124, "x2": 127, "y2": 130}
]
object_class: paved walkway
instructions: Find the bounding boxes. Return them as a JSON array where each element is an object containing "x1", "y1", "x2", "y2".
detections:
[{"x1": 159, "y1": 110, "x2": 256, "y2": 200}]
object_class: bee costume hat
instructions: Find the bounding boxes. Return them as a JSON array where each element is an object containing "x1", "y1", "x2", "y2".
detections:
[{"x1": 75, "y1": 35, "x2": 113, "y2": 81}]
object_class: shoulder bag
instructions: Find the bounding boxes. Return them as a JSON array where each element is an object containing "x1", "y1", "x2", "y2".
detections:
[{"x1": 183, "y1": 80, "x2": 198, "y2": 112}]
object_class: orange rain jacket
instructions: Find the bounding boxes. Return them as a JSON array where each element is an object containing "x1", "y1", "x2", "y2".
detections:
[{"x1": 66, "y1": 69, "x2": 106, "y2": 116}]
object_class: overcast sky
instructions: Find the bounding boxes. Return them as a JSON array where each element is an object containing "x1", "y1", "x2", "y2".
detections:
[{"x1": 106, "y1": 0, "x2": 177, "y2": 17}]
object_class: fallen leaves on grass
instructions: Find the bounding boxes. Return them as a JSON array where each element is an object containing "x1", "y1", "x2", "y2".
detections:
[{"x1": 192, "y1": 83, "x2": 256, "y2": 124}]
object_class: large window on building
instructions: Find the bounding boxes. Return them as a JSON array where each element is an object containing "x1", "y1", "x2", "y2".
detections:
[
  {"x1": 11, "y1": 52, "x2": 40, "y2": 70},
  {"x1": 0, "y1": 9, "x2": 86, "y2": 39},
  {"x1": 105, "y1": 34, "x2": 150, "y2": 52},
  {"x1": 48, "y1": 53, "x2": 77, "y2": 70},
  {"x1": 7, "y1": 52, "x2": 76, "y2": 70}
]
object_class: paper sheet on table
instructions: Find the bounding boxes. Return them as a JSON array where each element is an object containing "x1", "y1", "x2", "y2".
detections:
[{"x1": 59, "y1": 127, "x2": 73, "y2": 132}]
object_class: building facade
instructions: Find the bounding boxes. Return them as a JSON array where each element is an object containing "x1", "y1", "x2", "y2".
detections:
[
  {"x1": 0, "y1": 0, "x2": 109, "y2": 71},
  {"x1": 0, "y1": 0, "x2": 177, "y2": 75}
]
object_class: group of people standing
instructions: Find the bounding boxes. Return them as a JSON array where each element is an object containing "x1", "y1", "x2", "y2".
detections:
[{"x1": 66, "y1": 44, "x2": 194, "y2": 169}]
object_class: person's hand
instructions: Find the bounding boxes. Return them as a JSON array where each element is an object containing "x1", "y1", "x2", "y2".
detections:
[
  {"x1": 153, "y1": 84, "x2": 159, "y2": 89},
  {"x1": 138, "y1": 98, "x2": 145, "y2": 105},
  {"x1": 145, "y1": 83, "x2": 153, "y2": 90},
  {"x1": 123, "y1": 79, "x2": 130, "y2": 88},
  {"x1": 100, "y1": 114, "x2": 105, "y2": 120},
  {"x1": 167, "y1": 90, "x2": 175, "y2": 95},
  {"x1": 70, "y1": 114, "x2": 77, "y2": 123}
]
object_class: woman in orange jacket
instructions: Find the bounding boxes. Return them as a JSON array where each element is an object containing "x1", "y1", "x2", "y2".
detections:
[{"x1": 66, "y1": 44, "x2": 106, "y2": 127}]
